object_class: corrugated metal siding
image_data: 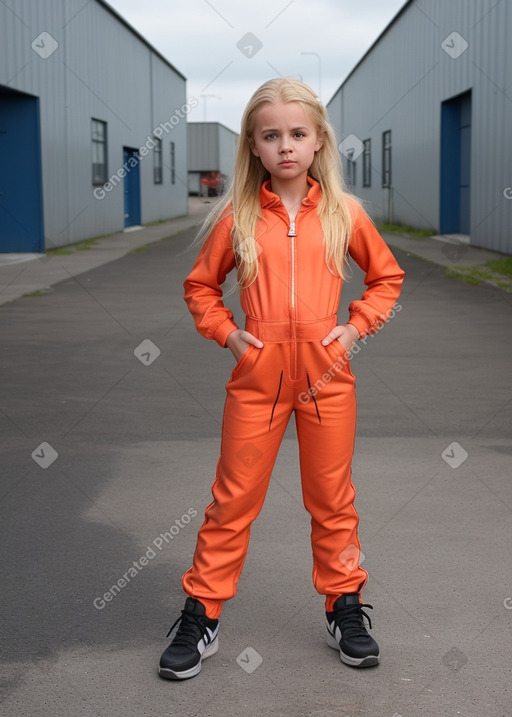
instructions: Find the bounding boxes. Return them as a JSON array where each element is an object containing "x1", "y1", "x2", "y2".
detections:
[
  {"x1": 187, "y1": 122, "x2": 238, "y2": 179},
  {"x1": 470, "y1": 0, "x2": 512, "y2": 253},
  {"x1": 327, "y1": 0, "x2": 511, "y2": 253},
  {"x1": 217, "y1": 125, "x2": 237, "y2": 180},
  {"x1": 0, "y1": 0, "x2": 188, "y2": 248},
  {"x1": 188, "y1": 123, "x2": 220, "y2": 171},
  {"x1": 144, "y1": 52, "x2": 188, "y2": 221}
]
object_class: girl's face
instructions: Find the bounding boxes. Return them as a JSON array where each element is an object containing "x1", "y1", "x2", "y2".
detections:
[{"x1": 249, "y1": 101, "x2": 323, "y2": 183}]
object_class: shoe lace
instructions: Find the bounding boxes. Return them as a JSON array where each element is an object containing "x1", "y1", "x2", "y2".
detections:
[
  {"x1": 333, "y1": 603, "x2": 374, "y2": 639},
  {"x1": 165, "y1": 607, "x2": 208, "y2": 650}
]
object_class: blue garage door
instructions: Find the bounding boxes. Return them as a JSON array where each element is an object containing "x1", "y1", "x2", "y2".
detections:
[
  {"x1": 123, "y1": 147, "x2": 141, "y2": 227},
  {"x1": 0, "y1": 88, "x2": 44, "y2": 252},
  {"x1": 440, "y1": 90, "x2": 472, "y2": 235}
]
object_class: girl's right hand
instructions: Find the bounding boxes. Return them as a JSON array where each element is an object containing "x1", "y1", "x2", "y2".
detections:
[{"x1": 226, "y1": 329, "x2": 264, "y2": 362}]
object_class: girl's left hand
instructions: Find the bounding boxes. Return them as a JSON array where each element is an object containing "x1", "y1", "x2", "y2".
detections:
[{"x1": 321, "y1": 323, "x2": 360, "y2": 353}]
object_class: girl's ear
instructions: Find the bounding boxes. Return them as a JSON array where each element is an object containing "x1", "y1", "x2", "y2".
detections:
[
  {"x1": 248, "y1": 137, "x2": 260, "y2": 157},
  {"x1": 314, "y1": 134, "x2": 324, "y2": 152}
]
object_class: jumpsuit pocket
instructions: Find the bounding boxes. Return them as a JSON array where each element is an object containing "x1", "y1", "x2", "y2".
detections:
[
  {"x1": 322, "y1": 339, "x2": 355, "y2": 379},
  {"x1": 228, "y1": 344, "x2": 259, "y2": 383}
]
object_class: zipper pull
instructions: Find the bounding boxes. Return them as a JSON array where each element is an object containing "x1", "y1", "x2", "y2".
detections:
[{"x1": 288, "y1": 219, "x2": 297, "y2": 237}]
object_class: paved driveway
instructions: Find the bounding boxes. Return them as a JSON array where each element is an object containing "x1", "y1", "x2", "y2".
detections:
[{"x1": 1, "y1": 224, "x2": 511, "y2": 716}]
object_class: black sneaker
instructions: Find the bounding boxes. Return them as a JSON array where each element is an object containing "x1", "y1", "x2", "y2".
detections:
[
  {"x1": 159, "y1": 597, "x2": 219, "y2": 680},
  {"x1": 326, "y1": 593, "x2": 380, "y2": 667}
]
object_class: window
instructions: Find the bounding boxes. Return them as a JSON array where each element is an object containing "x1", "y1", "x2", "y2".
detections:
[
  {"x1": 346, "y1": 157, "x2": 356, "y2": 188},
  {"x1": 170, "y1": 142, "x2": 175, "y2": 184},
  {"x1": 91, "y1": 119, "x2": 107, "y2": 185},
  {"x1": 363, "y1": 139, "x2": 371, "y2": 188},
  {"x1": 382, "y1": 130, "x2": 392, "y2": 188},
  {"x1": 153, "y1": 137, "x2": 163, "y2": 184}
]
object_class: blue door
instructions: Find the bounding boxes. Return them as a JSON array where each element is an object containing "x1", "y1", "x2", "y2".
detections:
[
  {"x1": 123, "y1": 147, "x2": 141, "y2": 227},
  {"x1": 0, "y1": 89, "x2": 44, "y2": 252},
  {"x1": 440, "y1": 90, "x2": 472, "y2": 235}
]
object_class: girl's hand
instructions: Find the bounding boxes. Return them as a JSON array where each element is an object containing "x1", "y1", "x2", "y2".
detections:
[
  {"x1": 321, "y1": 324, "x2": 360, "y2": 354},
  {"x1": 226, "y1": 329, "x2": 264, "y2": 362}
]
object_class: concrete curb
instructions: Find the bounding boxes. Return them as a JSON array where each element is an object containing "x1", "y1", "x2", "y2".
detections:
[{"x1": 381, "y1": 231, "x2": 512, "y2": 293}]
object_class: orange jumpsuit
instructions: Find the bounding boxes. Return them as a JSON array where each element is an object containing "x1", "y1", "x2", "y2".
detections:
[{"x1": 182, "y1": 178, "x2": 405, "y2": 619}]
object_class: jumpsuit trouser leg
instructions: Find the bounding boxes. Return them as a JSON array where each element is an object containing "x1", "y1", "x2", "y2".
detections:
[
  {"x1": 182, "y1": 320, "x2": 368, "y2": 619},
  {"x1": 295, "y1": 338, "x2": 368, "y2": 612},
  {"x1": 182, "y1": 341, "x2": 294, "y2": 619}
]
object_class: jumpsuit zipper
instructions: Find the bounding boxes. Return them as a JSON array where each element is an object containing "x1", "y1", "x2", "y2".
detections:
[
  {"x1": 288, "y1": 218, "x2": 296, "y2": 309},
  {"x1": 288, "y1": 215, "x2": 298, "y2": 379},
  {"x1": 288, "y1": 208, "x2": 320, "y2": 424}
]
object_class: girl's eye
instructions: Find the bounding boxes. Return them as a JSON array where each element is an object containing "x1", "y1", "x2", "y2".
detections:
[
  {"x1": 293, "y1": 132, "x2": 305, "y2": 139},
  {"x1": 264, "y1": 133, "x2": 277, "y2": 140}
]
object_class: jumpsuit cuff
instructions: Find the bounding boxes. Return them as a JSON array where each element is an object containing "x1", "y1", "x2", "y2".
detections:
[
  {"x1": 347, "y1": 314, "x2": 371, "y2": 339},
  {"x1": 213, "y1": 317, "x2": 240, "y2": 348}
]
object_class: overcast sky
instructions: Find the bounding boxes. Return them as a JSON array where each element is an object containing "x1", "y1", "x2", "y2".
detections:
[{"x1": 106, "y1": 0, "x2": 406, "y2": 133}]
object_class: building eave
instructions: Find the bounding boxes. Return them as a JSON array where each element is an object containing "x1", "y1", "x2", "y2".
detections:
[
  {"x1": 96, "y1": 0, "x2": 187, "y2": 82},
  {"x1": 327, "y1": 0, "x2": 413, "y2": 105}
]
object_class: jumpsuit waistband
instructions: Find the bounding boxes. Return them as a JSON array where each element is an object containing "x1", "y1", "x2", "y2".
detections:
[{"x1": 245, "y1": 315, "x2": 337, "y2": 342}]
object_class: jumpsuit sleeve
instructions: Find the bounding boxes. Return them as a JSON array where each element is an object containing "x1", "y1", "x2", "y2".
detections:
[
  {"x1": 183, "y1": 212, "x2": 239, "y2": 348},
  {"x1": 346, "y1": 202, "x2": 406, "y2": 339}
]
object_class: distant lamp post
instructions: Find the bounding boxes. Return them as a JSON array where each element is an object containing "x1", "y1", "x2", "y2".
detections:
[
  {"x1": 200, "y1": 94, "x2": 221, "y2": 121},
  {"x1": 300, "y1": 52, "x2": 322, "y2": 101}
]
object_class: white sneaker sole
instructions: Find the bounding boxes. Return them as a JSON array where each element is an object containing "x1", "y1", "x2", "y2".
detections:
[
  {"x1": 159, "y1": 636, "x2": 219, "y2": 680},
  {"x1": 327, "y1": 630, "x2": 380, "y2": 668}
]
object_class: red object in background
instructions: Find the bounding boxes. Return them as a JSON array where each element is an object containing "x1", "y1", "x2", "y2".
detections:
[
  {"x1": 201, "y1": 171, "x2": 221, "y2": 189},
  {"x1": 200, "y1": 171, "x2": 225, "y2": 196}
]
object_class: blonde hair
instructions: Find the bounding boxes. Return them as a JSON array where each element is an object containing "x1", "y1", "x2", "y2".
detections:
[{"x1": 196, "y1": 77, "x2": 356, "y2": 286}]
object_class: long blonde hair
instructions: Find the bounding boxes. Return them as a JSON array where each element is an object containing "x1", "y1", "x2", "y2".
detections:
[{"x1": 196, "y1": 78, "x2": 356, "y2": 286}]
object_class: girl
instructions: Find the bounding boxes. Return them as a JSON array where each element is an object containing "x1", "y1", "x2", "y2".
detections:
[{"x1": 159, "y1": 78, "x2": 405, "y2": 680}]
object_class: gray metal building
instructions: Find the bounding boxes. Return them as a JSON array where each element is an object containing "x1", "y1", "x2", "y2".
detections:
[
  {"x1": 187, "y1": 122, "x2": 238, "y2": 196},
  {"x1": 327, "y1": 0, "x2": 512, "y2": 254},
  {"x1": 0, "y1": 0, "x2": 190, "y2": 252}
]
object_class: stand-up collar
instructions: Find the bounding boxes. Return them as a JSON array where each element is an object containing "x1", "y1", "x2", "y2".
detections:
[{"x1": 260, "y1": 176, "x2": 322, "y2": 209}]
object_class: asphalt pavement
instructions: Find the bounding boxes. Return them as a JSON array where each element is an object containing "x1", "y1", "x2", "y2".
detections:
[{"x1": 1, "y1": 200, "x2": 511, "y2": 717}]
